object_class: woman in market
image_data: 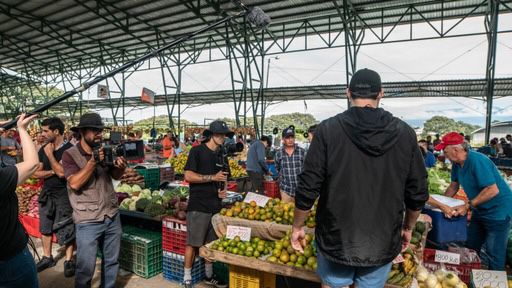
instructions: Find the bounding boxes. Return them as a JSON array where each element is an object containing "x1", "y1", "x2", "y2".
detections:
[
  {"x1": 0, "y1": 113, "x2": 41, "y2": 288},
  {"x1": 432, "y1": 131, "x2": 512, "y2": 271}
]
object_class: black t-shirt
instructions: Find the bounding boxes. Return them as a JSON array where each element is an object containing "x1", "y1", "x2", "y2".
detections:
[
  {"x1": 0, "y1": 165, "x2": 27, "y2": 260},
  {"x1": 39, "y1": 142, "x2": 73, "y2": 191},
  {"x1": 184, "y1": 144, "x2": 228, "y2": 214}
]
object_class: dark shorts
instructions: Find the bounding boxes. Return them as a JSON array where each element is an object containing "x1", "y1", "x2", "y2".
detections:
[
  {"x1": 186, "y1": 211, "x2": 217, "y2": 247},
  {"x1": 39, "y1": 188, "x2": 73, "y2": 235}
]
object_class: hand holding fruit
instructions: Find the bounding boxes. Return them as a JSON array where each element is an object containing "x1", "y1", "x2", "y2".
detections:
[{"x1": 291, "y1": 226, "x2": 306, "y2": 253}]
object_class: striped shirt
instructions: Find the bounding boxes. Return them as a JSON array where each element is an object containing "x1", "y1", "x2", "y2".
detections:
[{"x1": 275, "y1": 145, "x2": 306, "y2": 197}]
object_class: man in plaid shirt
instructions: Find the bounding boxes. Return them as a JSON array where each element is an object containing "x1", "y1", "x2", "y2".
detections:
[{"x1": 275, "y1": 126, "x2": 306, "y2": 203}]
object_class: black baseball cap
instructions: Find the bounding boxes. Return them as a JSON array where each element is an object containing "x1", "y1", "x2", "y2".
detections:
[
  {"x1": 349, "y1": 68, "x2": 382, "y2": 98},
  {"x1": 282, "y1": 126, "x2": 295, "y2": 138},
  {"x1": 205, "y1": 120, "x2": 234, "y2": 137}
]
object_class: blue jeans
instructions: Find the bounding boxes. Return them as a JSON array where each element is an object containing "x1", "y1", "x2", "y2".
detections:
[
  {"x1": 466, "y1": 216, "x2": 511, "y2": 270},
  {"x1": 316, "y1": 249, "x2": 392, "y2": 288},
  {"x1": 0, "y1": 247, "x2": 39, "y2": 288},
  {"x1": 75, "y1": 213, "x2": 122, "y2": 288}
]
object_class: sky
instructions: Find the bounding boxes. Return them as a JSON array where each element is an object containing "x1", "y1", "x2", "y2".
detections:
[{"x1": 71, "y1": 13, "x2": 512, "y2": 128}]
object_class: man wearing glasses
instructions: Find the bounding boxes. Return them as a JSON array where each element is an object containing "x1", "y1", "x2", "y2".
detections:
[{"x1": 61, "y1": 113, "x2": 127, "y2": 288}]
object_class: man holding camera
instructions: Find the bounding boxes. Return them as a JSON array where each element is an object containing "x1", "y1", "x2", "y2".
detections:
[
  {"x1": 33, "y1": 117, "x2": 76, "y2": 277},
  {"x1": 61, "y1": 113, "x2": 127, "y2": 288},
  {"x1": 182, "y1": 120, "x2": 231, "y2": 288}
]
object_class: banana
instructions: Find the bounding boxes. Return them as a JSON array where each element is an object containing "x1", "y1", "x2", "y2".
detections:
[
  {"x1": 387, "y1": 269, "x2": 399, "y2": 280},
  {"x1": 397, "y1": 275, "x2": 413, "y2": 287},
  {"x1": 388, "y1": 272, "x2": 405, "y2": 285}
]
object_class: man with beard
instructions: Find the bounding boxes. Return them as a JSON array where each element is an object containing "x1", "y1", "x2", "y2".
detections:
[
  {"x1": 33, "y1": 117, "x2": 76, "y2": 277},
  {"x1": 61, "y1": 113, "x2": 127, "y2": 288}
]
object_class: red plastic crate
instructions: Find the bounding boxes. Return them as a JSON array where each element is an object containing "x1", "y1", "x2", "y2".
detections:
[
  {"x1": 227, "y1": 181, "x2": 238, "y2": 192},
  {"x1": 18, "y1": 214, "x2": 57, "y2": 243},
  {"x1": 423, "y1": 248, "x2": 480, "y2": 284},
  {"x1": 263, "y1": 180, "x2": 280, "y2": 199},
  {"x1": 162, "y1": 216, "x2": 187, "y2": 255}
]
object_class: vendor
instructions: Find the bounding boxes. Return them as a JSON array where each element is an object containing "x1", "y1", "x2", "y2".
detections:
[
  {"x1": 161, "y1": 131, "x2": 175, "y2": 159},
  {"x1": 432, "y1": 131, "x2": 512, "y2": 271}
]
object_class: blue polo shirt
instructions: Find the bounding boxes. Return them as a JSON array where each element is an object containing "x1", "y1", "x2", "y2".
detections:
[{"x1": 451, "y1": 150, "x2": 512, "y2": 220}]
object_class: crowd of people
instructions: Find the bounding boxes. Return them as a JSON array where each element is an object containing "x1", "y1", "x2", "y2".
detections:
[{"x1": 1, "y1": 68, "x2": 512, "y2": 288}]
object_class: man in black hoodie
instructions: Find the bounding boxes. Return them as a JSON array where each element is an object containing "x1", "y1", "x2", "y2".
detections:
[{"x1": 291, "y1": 69, "x2": 428, "y2": 288}]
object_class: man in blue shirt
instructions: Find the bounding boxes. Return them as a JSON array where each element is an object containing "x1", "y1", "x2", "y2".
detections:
[
  {"x1": 418, "y1": 139, "x2": 436, "y2": 168},
  {"x1": 246, "y1": 136, "x2": 271, "y2": 194},
  {"x1": 435, "y1": 132, "x2": 512, "y2": 270}
]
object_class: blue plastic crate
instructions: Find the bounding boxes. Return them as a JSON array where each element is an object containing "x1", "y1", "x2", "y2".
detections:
[
  {"x1": 424, "y1": 208, "x2": 467, "y2": 244},
  {"x1": 162, "y1": 251, "x2": 205, "y2": 285}
]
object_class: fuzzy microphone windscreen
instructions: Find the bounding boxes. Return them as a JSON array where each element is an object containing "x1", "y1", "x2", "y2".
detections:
[{"x1": 246, "y1": 6, "x2": 271, "y2": 29}]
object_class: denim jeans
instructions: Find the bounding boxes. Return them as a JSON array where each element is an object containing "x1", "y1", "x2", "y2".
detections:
[
  {"x1": 75, "y1": 213, "x2": 122, "y2": 288},
  {"x1": 466, "y1": 215, "x2": 511, "y2": 270},
  {"x1": 0, "y1": 247, "x2": 39, "y2": 288}
]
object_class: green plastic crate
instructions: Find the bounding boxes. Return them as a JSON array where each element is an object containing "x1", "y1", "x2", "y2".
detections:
[
  {"x1": 135, "y1": 168, "x2": 160, "y2": 190},
  {"x1": 213, "y1": 262, "x2": 229, "y2": 284},
  {"x1": 119, "y1": 226, "x2": 162, "y2": 278}
]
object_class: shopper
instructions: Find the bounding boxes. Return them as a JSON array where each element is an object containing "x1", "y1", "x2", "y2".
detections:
[
  {"x1": 33, "y1": 117, "x2": 76, "y2": 277},
  {"x1": 61, "y1": 113, "x2": 127, "y2": 288},
  {"x1": 291, "y1": 68, "x2": 428, "y2": 288},
  {"x1": 162, "y1": 131, "x2": 175, "y2": 159},
  {"x1": 418, "y1": 139, "x2": 436, "y2": 168},
  {"x1": 34, "y1": 132, "x2": 45, "y2": 151},
  {"x1": 275, "y1": 126, "x2": 306, "y2": 203},
  {"x1": 426, "y1": 135, "x2": 434, "y2": 152},
  {"x1": 434, "y1": 132, "x2": 512, "y2": 270},
  {"x1": 182, "y1": 120, "x2": 231, "y2": 288},
  {"x1": 1, "y1": 128, "x2": 21, "y2": 166},
  {"x1": 0, "y1": 113, "x2": 40, "y2": 288},
  {"x1": 506, "y1": 134, "x2": 512, "y2": 144},
  {"x1": 246, "y1": 135, "x2": 271, "y2": 194}
]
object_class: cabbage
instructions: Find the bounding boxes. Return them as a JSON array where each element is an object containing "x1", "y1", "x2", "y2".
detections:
[
  {"x1": 131, "y1": 184, "x2": 142, "y2": 192},
  {"x1": 152, "y1": 190, "x2": 161, "y2": 197},
  {"x1": 117, "y1": 183, "x2": 133, "y2": 194},
  {"x1": 139, "y1": 190, "x2": 152, "y2": 200},
  {"x1": 120, "y1": 198, "x2": 133, "y2": 210},
  {"x1": 128, "y1": 199, "x2": 137, "y2": 211}
]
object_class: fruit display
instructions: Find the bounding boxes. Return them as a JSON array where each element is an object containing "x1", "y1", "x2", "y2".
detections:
[
  {"x1": 229, "y1": 159, "x2": 247, "y2": 178},
  {"x1": 16, "y1": 184, "x2": 42, "y2": 215},
  {"x1": 415, "y1": 268, "x2": 468, "y2": 288},
  {"x1": 265, "y1": 230, "x2": 317, "y2": 270},
  {"x1": 220, "y1": 198, "x2": 316, "y2": 227},
  {"x1": 386, "y1": 249, "x2": 417, "y2": 287},
  {"x1": 211, "y1": 236, "x2": 274, "y2": 259},
  {"x1": 168, "y1": 151, "x2": 188, "y2": 174},
  {"x1": 410, "y1": 221, "x2": 426, "y2": 249}
]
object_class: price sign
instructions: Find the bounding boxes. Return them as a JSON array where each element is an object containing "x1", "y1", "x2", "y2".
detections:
[
  {"x1": 243, "y1": 192, "x2": 271, "y2": 207},
  {"x1": 471, "y1": 269, "x2": 508, "y2": 288},
  {"x1": 434, "y1": 250, "x2": 461, "y2": 265},
  {"x1": 226, "y1": 225, "x2": 251, "y2": 242},
  {"x1": 392, "y1": 254, "x2": 405, "y2": 264}
]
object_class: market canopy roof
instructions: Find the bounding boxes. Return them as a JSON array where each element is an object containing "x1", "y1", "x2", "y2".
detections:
[
  {"x1": 1, "y1": 0, "x2": 510, "y2": 76},
  {"x1": 49, "y1": 78, "x2": 512, "y2": 110}
]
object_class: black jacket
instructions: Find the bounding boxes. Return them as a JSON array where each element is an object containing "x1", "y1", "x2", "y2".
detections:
[{"x1": 296, "y1": 106, "x2": 428, "y2": 267}]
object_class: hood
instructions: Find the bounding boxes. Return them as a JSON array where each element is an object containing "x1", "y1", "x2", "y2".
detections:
[{"x1": 338, "y1": 106, "x2": 403, "y2": 156}]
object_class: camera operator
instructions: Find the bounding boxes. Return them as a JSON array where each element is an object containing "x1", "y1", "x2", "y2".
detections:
[
  {"x1": 33, "y1": 117, "x2": 76, "y2": 277},
  {"x1": 0, "y1": 113, "x2": 40, "y2": 288},
  {"x1": 61, "y1": 113, "x2": 127, "y2": 288},
  {"x1": 182, "y1": 120, "x2": 232, "y2": 288}
]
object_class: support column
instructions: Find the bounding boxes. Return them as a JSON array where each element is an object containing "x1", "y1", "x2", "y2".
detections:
[{"x1": 484, "y1": 0, "x2": 499, "y2": 144}]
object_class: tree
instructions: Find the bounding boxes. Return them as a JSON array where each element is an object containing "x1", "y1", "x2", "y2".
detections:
[{"x1": 421, "y1": 116, "x2": 480, "y2": 138}]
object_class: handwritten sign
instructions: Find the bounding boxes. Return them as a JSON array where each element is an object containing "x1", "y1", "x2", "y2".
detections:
[
  {"x1": 434, "y1": 250, "x2": 461, "y2": 265},
  {"x1": 392, "y1": 254, "x2": 405, "y2": 264},
  {"x1": 471, "y1": 269, "x2": 508, "y2": 288},
  {"x1": 226, "y1": 225, "x2": 251, "y2": 242},
  {"x1": 243, "y1": 192, "x2": 271, "y2": 207}
]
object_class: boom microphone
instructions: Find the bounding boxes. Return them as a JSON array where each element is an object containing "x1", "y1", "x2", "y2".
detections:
[{"x1": 1, "y1": 4, "x2": 271, "y2": 129}]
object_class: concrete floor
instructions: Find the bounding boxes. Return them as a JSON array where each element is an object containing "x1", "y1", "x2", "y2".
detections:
[{"x1": 31, "y1": 237, "x2": 208, "y2": 288}]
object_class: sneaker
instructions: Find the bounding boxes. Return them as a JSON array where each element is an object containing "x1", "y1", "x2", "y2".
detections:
[
  {"x1": 64, "y1": 260, "x2": 76, "y2": 278},
  {"x1": 182, "y1": 280, "x2": 193, "y2": 288},
  {"x1": 36, "y1": 256, "x2": 56, "y2": 272},
  {"x1": 204, "y1": 275, "x2": 227, "y2": 288}
]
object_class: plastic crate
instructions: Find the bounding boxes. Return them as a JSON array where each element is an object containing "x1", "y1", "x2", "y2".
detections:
[
  {"x1": 162, "y1": 216, "x2": 187, "y2": 255},
  {"x1": 423, "y1": 248, "x2": 480, "y2": 284},
  {"x1": 160, "y1": 165, "x2": 175, "y2": 183},
  {"x1": 135, "y1": 167, "x2": 161, "y2": 190},
  {"x1": 424, "y1": 209, "x2": 467, "y2": 243},
  {"x1": 263, "y1": 180, "x2": 280, "y2": 199},
  {"x1": 162, "y1": 251, "x2": 205, "y2": 284},
  {"x1": 229, "y1": 265, "x2": 275, "y2": 288},
  {"x1": 119, "y1": 226, "x2": 162, "y2": 278},
  {"x1": 213, "y1": 262, "x2": 229, "y2": 284}
]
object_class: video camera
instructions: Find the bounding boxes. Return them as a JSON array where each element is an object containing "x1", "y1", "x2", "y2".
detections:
[{"x1": 93, "y1": 140, "x2": 145, "y2": 166}]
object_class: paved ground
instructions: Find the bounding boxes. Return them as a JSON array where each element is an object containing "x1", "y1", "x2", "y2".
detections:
[{"x1": 30, "y1": 237, "x2": 208, "y2": 288}]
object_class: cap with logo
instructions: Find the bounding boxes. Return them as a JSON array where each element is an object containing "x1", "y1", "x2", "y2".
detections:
[{"x1": 349, "y1": 68, "x2": 382, "y2": 98}]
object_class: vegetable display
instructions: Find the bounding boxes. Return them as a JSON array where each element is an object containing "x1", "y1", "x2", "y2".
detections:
[
  {"x1": 17, "y1": 184, "x2": 42, "y2": 215},
  {"x1": 428, "y1": 168, "x2": 451, "y2": 195}
]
